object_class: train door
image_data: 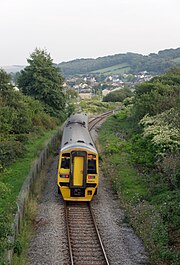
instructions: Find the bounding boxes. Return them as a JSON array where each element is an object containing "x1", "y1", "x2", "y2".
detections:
[
  {"x1": 73, "y1": 156, "x2": 84, "y2": 186},
  {"x1": 70, "y1": 151, "x2": 87, "y2": 196}
]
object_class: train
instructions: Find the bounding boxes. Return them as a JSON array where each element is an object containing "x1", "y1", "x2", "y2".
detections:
[{"x1": 57, "y1": 113, "x2": 99, "y2": 201}]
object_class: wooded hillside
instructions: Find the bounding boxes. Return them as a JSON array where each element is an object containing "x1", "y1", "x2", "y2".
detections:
[{"x1": 58, "y1": 48, "x2": 180, "y2": 76}]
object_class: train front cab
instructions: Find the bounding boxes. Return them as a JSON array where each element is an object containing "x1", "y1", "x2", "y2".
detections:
[{"x1": 58, "y1": 149, "x2": 98, "y2": 201}]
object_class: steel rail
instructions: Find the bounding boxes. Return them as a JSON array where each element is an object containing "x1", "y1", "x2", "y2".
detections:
[
  {"x1": 64, "y1": 109, "x2": 123, "y2": 264},
  {"x1": 65, "y1": 202, "x2": 74, "y2": 265},
  {"x1": 88, "y1": 202, "x2": 110, "y2": 265},
  {"x1": 65, "y1": 201, "x2": 110, "y2": 265},
  {"x1": 89, "y1": 111, "x2": 113, "y2": 131},
  {"x1": 88, "y1": 108, "x2": 121, "y2": 131}
]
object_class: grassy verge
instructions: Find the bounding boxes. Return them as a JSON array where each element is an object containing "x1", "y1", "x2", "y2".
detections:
[
  {"x1": 12, "y1": 199, "x2": 36, "y2": 265},
  {"x1": 1, "y1": 129, "x2": 57, "y2": 212},
  {"x1": 79, "y1": 100, "x2": 120, "y2": 114},
  {"x1": 98, "y1": 112, "x2": 179, "y2": 265},
  {"x1": 12, "y1": 158, "x2": 52, "y2": 265},
  {"x1": 0, "y1": 129, "x2": 58, "y2": 264}
]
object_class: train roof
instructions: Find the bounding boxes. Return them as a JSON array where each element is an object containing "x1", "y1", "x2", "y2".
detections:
[{"x1": 60, "y1": 113, "x2": 97, "y2": 153}]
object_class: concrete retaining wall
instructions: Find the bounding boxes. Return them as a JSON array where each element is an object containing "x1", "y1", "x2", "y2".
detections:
[{"x1": 7, "y1": 127, "x2": 63, "y2": 264}]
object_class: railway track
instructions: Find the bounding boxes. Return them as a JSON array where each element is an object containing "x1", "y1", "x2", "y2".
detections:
[
  {"x1": 88, "y1": 108, "x2": 121, "y2": 131},
  {"x1": 65, "y1": 110, "x2": 121, "y2": 264},
  {"x1": 65, "y1": 202, "x2": 110, "y2": 265}
]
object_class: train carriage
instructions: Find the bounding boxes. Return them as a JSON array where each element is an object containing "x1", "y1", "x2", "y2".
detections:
[{"x1": 57, "y1": 113, "x2": 99, "y2": 201}]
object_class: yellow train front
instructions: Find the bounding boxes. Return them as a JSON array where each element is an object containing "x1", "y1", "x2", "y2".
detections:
[{"x1": 57, "y1": 113, "x2": 99, "y2": 201}]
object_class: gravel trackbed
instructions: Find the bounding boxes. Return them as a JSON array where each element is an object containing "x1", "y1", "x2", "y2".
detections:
[{"x1": 27, "y1": 125, "x2": 147, "y2": 265}]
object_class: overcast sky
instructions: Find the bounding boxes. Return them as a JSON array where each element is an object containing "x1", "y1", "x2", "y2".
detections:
[{"x1": 0, "y1": 0, "x2": 180, "y2": 66}]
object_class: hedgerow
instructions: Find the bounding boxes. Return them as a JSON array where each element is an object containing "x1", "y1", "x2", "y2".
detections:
[{"x1": 99, "y1": 68, "x2": 180, "y2": 264}]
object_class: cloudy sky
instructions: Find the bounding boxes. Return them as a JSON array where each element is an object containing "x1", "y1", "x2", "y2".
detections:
[{"x1": 0, "y1": 0, "x2": 180, "y2": 66}]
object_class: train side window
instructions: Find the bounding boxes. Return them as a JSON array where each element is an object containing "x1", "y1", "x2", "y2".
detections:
[
  {"x1": 87, "y1": 159, "x2": 96, "y2": 174},
  {"x1": 61, "y1": 158, "x2": 70, "y2": 169}
]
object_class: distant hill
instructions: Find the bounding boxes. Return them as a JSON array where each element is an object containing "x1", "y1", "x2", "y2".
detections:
[
  {"x1": 1, "y1": 65, "x2": 25, "y2": 73},
  {"x1": 58, "y1": 48, "x2": 180, "y2": 76}
]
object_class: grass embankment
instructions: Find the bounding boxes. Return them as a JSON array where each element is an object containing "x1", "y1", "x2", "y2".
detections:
[
  {"x1": 1, "y1": 130, "x2": 57, "y2": 211},
  {"x1": 79, "y1": 100, "x2": 120, "y2": 114},
  {"x1": 12, "y1": 158, "x2": 53, "y2": 265},
  {"x1": 98, "y1": 112, "x2": 179, "y2": 265},
  {"x1": 0, "y1": 129, "x2": 58, "y2": 264}
]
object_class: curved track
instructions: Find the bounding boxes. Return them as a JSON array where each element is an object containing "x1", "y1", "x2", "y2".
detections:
[
  {"x1": 88, "y1": 110, "x2": 116, "y2": 131},
  {"x1": 65, "y1": 202, "x2": 109, "y2": 265}
]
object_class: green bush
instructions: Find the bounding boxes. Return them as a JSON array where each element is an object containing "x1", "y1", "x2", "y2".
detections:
[
  {"x1": 103, "y1": 88, "x2": 133, "y2": 102},
  {"x1": 99, "y1": 101, "x2": 180, "y2": 264},
  {"x1": 0, "y1": 141, "x2": 25, "y2": 170},
  {"x1": 130, "y1": 134, "x2": 156, "y2": 166},
  {"x1": 0, "y1": 182, "x2": 12, "y2": 263}
]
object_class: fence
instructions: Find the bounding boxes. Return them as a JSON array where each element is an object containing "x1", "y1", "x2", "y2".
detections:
[{"x1": 7, "y1": 127, "x2": 63, "y2": 264}]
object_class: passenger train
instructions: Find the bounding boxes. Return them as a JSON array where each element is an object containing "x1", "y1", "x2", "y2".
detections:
[{"x1": 57, "y1": 113, "x2": 99, "y2": 201}]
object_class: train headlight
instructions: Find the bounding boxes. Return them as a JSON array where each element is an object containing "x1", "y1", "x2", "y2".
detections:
[
  {"x1": 88, "y1": 175, "x2": 95, "y2": 179},
  {"x1": 60, "y1": 174, "x2": 69, "y2": 178}
]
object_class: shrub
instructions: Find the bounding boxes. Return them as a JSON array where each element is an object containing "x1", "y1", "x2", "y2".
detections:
[
  {"x1": 0, "y1": 182, "x2": 12, "y2": 263},
  {"x1": 0, "y1": 141, "x2": 25, "y2": 170},
  {"x1": 103, "y1": 88, "x2": 133, "y2": 102}
]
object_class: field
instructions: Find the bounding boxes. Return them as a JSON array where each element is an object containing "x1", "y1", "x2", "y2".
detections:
[
  {"x1": 90, "y1": 63, "x2": 130, "y2": 75},
  {"x1": 172, "y1": 57, "x2": 180, "y2": 62}
]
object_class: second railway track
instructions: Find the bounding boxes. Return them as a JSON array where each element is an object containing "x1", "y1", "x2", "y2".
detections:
[
  {"x1": 65, "y1": 202, "x2": 110, "y2": 265},
  {"x1": 88, "y1": 109, "x2": 120, "y2": 131}
]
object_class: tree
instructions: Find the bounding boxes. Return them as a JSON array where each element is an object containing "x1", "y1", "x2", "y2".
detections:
[
  {"x1": 17, "y1": 48, "x2": 66, "y2": 120},
  {"x1": 0, "y1": 69, "x2": 13, "y2": 91},
  {"x1": 103, "y1": 88, "x2": 132, "y2": 102},
  {"x1": 132, "y1": 68, "x2": 180, "y2": 122}
]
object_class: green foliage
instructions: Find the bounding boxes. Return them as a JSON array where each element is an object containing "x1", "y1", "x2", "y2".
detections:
[
  {"x1": 0, "y1": 70, "x2": 58, "y2": 172},
  {"x1": 14, "y1": 240, "x2": 22, "y2": 256},
  {"x1": 0, "y1": 69, "x2": 13, "y2": 91},
  {"x1": 140, "y1": 109, "x2": 180, "y2": 155},
  {"x1": 127, "y1": 201, "x2": 178, "y2": 264},
  {"x1": 130, "y1": 134, "x2": 156, "y2": 166},
  {"x1": 79, "y1": 99, "x2": 118, "y2": 114},
  {"x1": 0, "y1": 182, "x2": 12, "y2": 264},
  {"x1": 58, "y1": 48, "x2": 180, "y2": 76},
  {"x1": 64, "y1": 88, "x2": 77, "y2": 117},
  {"x1": 98, "y1": 72, "x2": 180, "y2": 265},
  {"x1": 132, "y1": 68, "x2": 180, "y2": 122},
  {"x1": 0, "y1": 66, "x2": 63, "y2": 262},
  {"x1": 99, "y1": 115, "x2": 147, "y2": 204},
  {"x1": 0, "y1": 129, "x2": 58, "y2": 263},
  {"x1": 17, "y1": 48, "x2": 66, "y2": 120},
  {"x1": 0, "y1": 141, "x2": 25, "y2": 169},
  {"x1": 103, "y1": 88, "x2": 133, "y2": 102}
]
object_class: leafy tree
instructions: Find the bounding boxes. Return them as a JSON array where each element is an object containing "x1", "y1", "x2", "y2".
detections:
[
  {"x1": 17, "y1": 48, "x2": 66, "y2": 120},
  {"x1": 58, "y1": 48, "x2": 180, "y2": 76},
  {"x1": 131, "y1": 69, "x2": 180, "y2": 189},
  {"x1": 64, "y1": 88, "x2": 77, "y2": 117},
  {"x1": 132, "y1": 68, "x2": 180, "y2": 122},
  {"x1": 0, "y1": 69, "x2": 13, "y2": 91},
  {"x1": 0, "y1": 69, "x2": 58, "y2": 170},
  {"x1": 103, "y1": 88, "x2": 132, "y2": 102}
]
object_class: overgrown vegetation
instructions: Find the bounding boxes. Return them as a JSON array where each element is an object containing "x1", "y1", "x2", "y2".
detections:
[
  {"x1": 58, "y1": 48, "x2": 180, "y2": 76},
  {"x1": 12, "y1": 158, "x2": 54, "y2": 265},
  {"x1": 0, "y1": 49, "x2": 69, "y2": 264},
  {"x1": 0, "y1": 70, "x2": 57, "y2": 171},
  {"x1": 102, "y1": 87, "x2": 133, "y2": 102},
  {"x1": 79, "y1": 99, "x2": 120, "y2": 114},
  {"x1": 99, "y1": 68, "x2": 180, "y2": 264},
  {"x1": 17, "y1": 48, "x2": 66, "y2": 121}
]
